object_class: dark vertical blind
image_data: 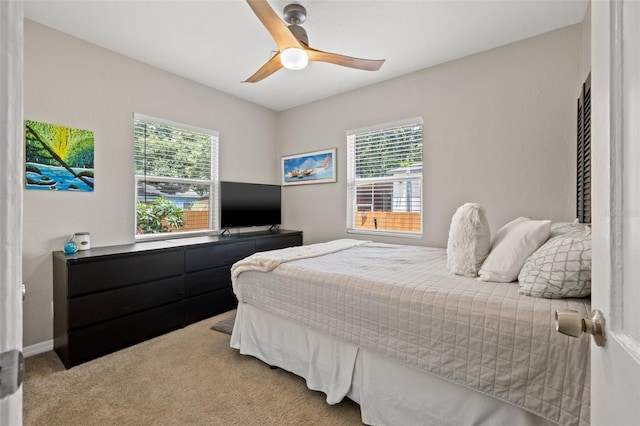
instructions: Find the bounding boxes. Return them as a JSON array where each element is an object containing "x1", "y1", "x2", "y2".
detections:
[{"x1": 577, "y1": 73, "x2": 591, "y2": 224}]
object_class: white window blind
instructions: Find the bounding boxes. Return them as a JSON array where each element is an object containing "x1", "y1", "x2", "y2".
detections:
[
  {"x1": 347, "y1": 117, "x2": 423, "y2": 237},
  {"x1": 134, "y1": 113, "x2": 219, "y2": 238}
]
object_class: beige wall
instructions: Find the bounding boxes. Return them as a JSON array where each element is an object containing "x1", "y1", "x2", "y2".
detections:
[
  {"x1": 23, "y1": 20, "x2": 278, "y2": 346},
  {"x1": 581, "y1": 1, "x2": 592, "y2": 83},
  {"x1": 23, "y1": 20, "x2": 586, "y2": 348},
  {"x1": 278, "y1": 23, "x2": 583, "y2": 247}
]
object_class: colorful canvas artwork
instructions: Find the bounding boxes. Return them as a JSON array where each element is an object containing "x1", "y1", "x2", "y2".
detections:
[
  {"x1": 25, "y1": 120, "x2": 94, "y2": 192},
  {"x1": 281, "y1": 148, "x2": 336, "y2": 186}
]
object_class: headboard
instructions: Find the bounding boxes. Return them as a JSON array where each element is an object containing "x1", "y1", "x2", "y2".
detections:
[{"x1": 577, "y1": 73, "x2": 591, "y2": 224}]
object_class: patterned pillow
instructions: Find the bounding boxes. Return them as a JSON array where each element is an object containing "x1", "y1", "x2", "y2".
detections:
[
  {"x1": 518, "y1": 225, "x2": 591, "y2": 298},
  {"x1": 549, "y1": 220, "x2": 584, "y2": 237}
]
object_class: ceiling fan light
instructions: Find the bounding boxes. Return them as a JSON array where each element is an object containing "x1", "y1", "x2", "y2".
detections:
[{"x1": 281, "y1": 48, "x2": 308, "y2": 70}]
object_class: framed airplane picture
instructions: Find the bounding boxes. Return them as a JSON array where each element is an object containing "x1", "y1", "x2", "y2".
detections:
[{"x1": 282, "y1": 148, "x2": 336, "y2": 186}]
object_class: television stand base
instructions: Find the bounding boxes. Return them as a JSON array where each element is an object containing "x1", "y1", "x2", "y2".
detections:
[{"x1": 269, "y1": 225, "x2": 280, "y2": 233}]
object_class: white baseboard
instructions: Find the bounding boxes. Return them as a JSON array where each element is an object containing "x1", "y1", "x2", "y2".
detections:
[{"x1": 23, "y1": 340, "x2": 54, "y2": 357}]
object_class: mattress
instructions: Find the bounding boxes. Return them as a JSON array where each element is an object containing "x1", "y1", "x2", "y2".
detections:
[{"x1": 232, "y1": 240, "x2": 591, "y2": 426}]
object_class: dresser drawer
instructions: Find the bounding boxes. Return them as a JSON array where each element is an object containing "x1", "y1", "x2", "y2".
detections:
[
  {"x1": 184, "y1": 288, "x2": 237, "y2": 325},
  {"x1": 255, "y1": 234, "x2": 303, "y2": 252},
  {"x1": 66, "y1": 301, "x2": 183, "y2": 367},
  {"x1": 68, "y1": 276, "x2": 184, "y2": 330},
  {"x1": 67, "y1": 248, "x2": 184, "y2": 297},
  {"x1": 185, "y1": 266, "x2": 230, "y2": 297},
  {"x1": 185, "y1": 240, "x2": 254, "y2": 272}
]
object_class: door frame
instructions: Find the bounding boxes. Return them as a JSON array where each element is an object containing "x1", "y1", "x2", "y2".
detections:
[
  {"x1": 591, "y1": 0, "x2": 640, "y2": 424},
  {"x1": 0, "y1": 0, "x2": 24, "y2": 424}
]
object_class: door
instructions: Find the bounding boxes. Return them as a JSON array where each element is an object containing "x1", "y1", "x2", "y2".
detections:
[
  {"x1": 0, "y1": 1, "x2": 24, "y2": 424},
  {"x1": 591, "y1": 1, "x2": 640, "y2": 424}
]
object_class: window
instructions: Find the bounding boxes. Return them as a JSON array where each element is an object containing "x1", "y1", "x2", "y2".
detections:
[
  {"x1": 347, "y1": 117, "x2": 423, "y2": 237},
  {"x1": 134, "y1": 114, "x2": 218, "y2": 238},
  {"x1": 577, "y1": 73, "x2": 591, "y2": 224}
]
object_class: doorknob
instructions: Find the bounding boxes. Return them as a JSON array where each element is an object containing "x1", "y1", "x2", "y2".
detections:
[{"x1": 555, "y1": 309, "x2": 606, "y2": 347}]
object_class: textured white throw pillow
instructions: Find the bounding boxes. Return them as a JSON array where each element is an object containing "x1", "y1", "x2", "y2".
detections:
[
  {"x1": 478, "y1": 217, "x2": 551, "y2": 282},
  {"x1": 518, "y1": 224, "x2": 591, "y2": 298},
  {"x1": 446, "y1": 203, "x2": 491, "y2": 277}
]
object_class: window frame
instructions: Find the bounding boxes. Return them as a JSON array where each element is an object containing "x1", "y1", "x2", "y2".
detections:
[
  {"x1": 134, "y1": 113, "x2": 219, "y2": 241},
  {"x1": 346, "y1": 117, "x2": 424, "y2": 238}
]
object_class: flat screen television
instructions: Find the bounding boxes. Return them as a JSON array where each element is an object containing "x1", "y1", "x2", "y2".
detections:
[{"x1": 220, "y1": 181, "x2": 281, "y2": 229}]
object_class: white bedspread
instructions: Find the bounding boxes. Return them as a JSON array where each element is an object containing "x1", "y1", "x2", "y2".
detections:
[{"x1": 232, "y1": 241, "x2": 591, "y2": 426}]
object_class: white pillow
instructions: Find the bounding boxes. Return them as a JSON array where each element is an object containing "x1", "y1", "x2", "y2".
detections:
[
  {"x1": 446, "y1": 203, "x2": 491, "y2": 277},
  {"x1": 518, "y1": 224, "x2": 591, "y2": 298},
  {"x1": 478, "y1": 217, "x2": 551, "y2": 282}
]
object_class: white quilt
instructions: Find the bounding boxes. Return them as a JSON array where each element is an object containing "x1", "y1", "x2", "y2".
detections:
[{"x1": 232, "y1": 241, "x2": 591, "y2": 426}]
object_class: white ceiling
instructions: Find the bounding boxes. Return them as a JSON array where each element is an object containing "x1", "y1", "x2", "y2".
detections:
[{"x1": 23, "y1": 0, "x2": 588, "y2": 111}]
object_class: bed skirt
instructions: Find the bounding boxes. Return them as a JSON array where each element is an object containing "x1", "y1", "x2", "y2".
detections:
[{"x1": 230, "y1": 303, "x2": 556, "y2": 426}]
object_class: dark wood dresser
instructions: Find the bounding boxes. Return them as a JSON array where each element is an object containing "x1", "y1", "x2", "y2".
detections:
[{"x1": 52, "y1": 230, "x2": 302, "y2": 368}]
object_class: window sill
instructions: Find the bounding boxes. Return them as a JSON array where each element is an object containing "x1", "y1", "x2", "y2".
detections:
[
  {"x1": 346, "y1": 228, "x2": 423, "y2": 239},
  {"x1": 135, "y1": 229, "x2": 218, "y2": 242}
]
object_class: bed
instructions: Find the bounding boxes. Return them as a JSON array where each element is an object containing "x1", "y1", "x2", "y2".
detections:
[{"x1": 230, "y1": 239, "x2": 590, "y2": 426}]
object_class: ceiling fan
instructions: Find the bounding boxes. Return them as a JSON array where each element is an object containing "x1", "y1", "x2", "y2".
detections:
[{"x1": 243, "y1": 0, "x2": 385, "y2": 83}]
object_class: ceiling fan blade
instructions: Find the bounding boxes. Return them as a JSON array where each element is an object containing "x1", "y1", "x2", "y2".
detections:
[
  {"x1": 243, "y1": 52, "x2": 283, "y2": 83},
  {"x1": 246, "y1": 0, "x2": 302, "y2": 51},
  {"x1": 306, "y1": 47, "x2": 385, "y2": 71}
]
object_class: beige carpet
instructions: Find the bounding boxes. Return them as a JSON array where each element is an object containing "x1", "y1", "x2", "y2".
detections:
[{"x1": 24, "y1": 310, "x2": 363, "y2": 426}]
